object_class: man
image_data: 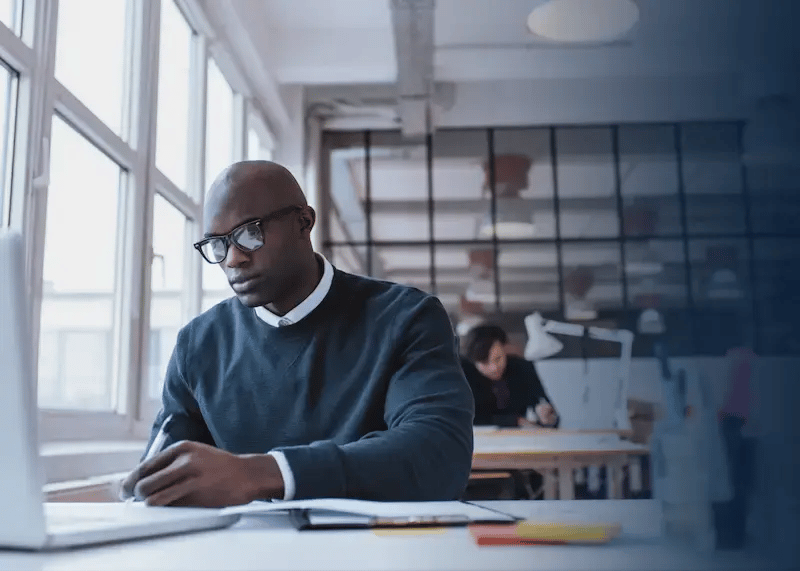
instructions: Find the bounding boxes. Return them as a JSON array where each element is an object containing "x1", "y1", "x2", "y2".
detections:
[
  {"x1": 121, "y1": 161, "x2": 474, "y2": 507},
  {"x1": 462, "y1": 324, "x2": 558, "y2": 428}
]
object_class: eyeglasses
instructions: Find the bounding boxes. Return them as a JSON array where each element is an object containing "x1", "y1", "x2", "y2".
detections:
[{"x1": 193, "y1": 205, "x2": 302, "y2": 264}]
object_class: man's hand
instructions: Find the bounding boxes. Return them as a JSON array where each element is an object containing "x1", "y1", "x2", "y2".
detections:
[
  {"x1": 535, "y1": 402, "x2": 558, "y2": 427},
  {"x1": 120, "y1": 441, "x2": 284, "y2": 507}
]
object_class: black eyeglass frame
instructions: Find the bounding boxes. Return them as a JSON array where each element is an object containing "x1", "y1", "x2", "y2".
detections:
[{"x1": 193, "y1": 205, "x2": 303, "y2": 264}]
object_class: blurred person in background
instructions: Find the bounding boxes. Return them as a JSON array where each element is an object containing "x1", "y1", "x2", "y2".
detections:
[{"x1": 462, "y1": 324, "x2": 558, "y2": 428}]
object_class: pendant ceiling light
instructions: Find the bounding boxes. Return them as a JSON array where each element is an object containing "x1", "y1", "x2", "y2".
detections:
[
  {"x1": 527, "y1": 0, "x2": 640, "y2": 43},
  {"x1": 478, "y1": 154, "x2": 536, "y2": 239}
]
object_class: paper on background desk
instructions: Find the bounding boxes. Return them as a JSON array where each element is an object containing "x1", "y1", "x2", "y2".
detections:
[
  {"x1": 473, "y1": 433, "x2": 647, "y2": 454},
  {"x1": 222, "y1": 499, "x2": 517, "y2": 523}
]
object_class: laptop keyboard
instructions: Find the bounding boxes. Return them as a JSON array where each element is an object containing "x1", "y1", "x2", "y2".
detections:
[
  {"x1": 45, "y1": 504, "x2": 151, "y2": 533},
  {"x1": 46, "y1": 513, "x2": 128, "y2": 534}
]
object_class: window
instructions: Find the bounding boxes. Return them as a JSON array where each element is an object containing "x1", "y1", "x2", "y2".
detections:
[
  {"x1": 0, "y1": 0, "x2": 21, "y2": 35},
  {"x1": 55, "y1": 0, "x2": 128, "y2": 134},
  {"x1": 38, "y1": 116, "x2": 125, "y2": 410},
  {"x1": 0, "y1": 60, "x2": 17, "y2": 225},
  {"x1": 200, "y1": 58, "x2": 236, "y2": 311},
  {"x1": 247, "y1": 111, "x2": 273, "y2": 161},
  {"x1": 155, "y1": 0, "x2": 193, "y2": 189},
  {"x1": 204, "y1": 57, "x2": 234, "y2": 187},
  {"x1": 0, "y1": 0, "x2": 265, "y2": 453},
  {"x1": 201, "y1": 260, "x2": 232, "y2": 312},
  {"x1": 148, "y1": 195, "x2": 189, "y2": 399}
]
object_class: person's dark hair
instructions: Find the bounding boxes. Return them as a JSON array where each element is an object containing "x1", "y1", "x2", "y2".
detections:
[{"x1": 464, "y1": 324, "x2": 508, "y2": 363}]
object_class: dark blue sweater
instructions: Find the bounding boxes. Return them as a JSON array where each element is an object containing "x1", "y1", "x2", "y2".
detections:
[{"x1": 148, "y1": 268, "x2": 475, "y2": 501}]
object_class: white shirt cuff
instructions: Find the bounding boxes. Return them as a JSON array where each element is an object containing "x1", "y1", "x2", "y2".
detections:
[{"x1": 267, "y1": 451, "x2": 295, "y2": 501}]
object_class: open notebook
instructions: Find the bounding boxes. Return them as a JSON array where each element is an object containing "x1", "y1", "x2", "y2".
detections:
[{"x1": 223, "y1": 499, "x2": 519, "y2": 530}]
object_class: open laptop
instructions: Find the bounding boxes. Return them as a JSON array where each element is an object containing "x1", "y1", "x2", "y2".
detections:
[{"x1": 0, "y1": 230, "x2": 239, "y2": 550}]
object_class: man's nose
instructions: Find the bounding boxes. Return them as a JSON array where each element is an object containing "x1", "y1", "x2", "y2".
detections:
[{"x1": 224, "y1": 243, "x2": 251, "y2": 268}]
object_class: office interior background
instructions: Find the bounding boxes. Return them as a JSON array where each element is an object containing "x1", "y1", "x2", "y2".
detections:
[{"x1": 0, "y1": 0, "x2": 797, "y2": 540}]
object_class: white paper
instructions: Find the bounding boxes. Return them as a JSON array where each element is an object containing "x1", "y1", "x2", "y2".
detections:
[{"x1": 223, "y1": 499, "x2": 515, "y2": 522}]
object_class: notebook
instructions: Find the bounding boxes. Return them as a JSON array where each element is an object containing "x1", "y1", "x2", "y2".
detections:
[{"x1": 224, "y1": 498, "x2": 520, "y2": 530}]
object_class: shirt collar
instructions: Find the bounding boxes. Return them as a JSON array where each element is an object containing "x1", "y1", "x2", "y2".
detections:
[{"x1": 254, "y1": 254, "x2": 333, "y2": 327}]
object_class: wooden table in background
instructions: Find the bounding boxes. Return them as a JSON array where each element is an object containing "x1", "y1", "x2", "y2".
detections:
[{"x1": 471, "y1": 429, "x2": 649, "y2": 500}]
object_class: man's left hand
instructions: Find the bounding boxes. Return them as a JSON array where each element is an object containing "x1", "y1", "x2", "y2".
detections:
[{"x1": 120, "y1": 441, "x2": 284, "y2": 507}]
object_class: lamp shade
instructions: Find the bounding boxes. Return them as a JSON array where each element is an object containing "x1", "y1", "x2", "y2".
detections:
[
  {"x1": 483, "y1": 154, "x2": 531, "y2": 196},
  {"x1": 524, "y1": 312, "x2": 564, "y2": 360}
]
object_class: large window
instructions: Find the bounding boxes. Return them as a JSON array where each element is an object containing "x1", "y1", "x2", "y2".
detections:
[
  {"x1": 0, "y1": 0, "x2": 274, "y2": 451},
  {"x1": 54, "y1": 0, "x2": 128, "y2": 134},
  {"x1": 247, "y1": 110, "x2": 273, "y2": 161},
  {"x1": 204, "y1": 57, "x2": 234, "y2": 186},
  {"x1": 155, "y1": 0, "x2": 193, "y2": 190},
  {"x1": 38, "y1": 116, "x2": 125, "y2": 409},
  {"x1": 322, "y1": 123, "x2": 797, "y2": 357},
  {"x1": 0, "y1": 0, "x2": 21, "y2": 35},
  {"x1": 200, "y1": 57, "x2": 237, "y2": 311},
  {"x1": 148, "y1": 194, "x2": 189, "y2": 399}
]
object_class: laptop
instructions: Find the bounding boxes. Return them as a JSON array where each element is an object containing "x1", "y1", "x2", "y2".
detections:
[{"x1": 0, "y1": 230, "x2": 239, "y2": 550}]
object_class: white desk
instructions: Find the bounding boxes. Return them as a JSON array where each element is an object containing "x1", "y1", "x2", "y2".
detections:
[
  {"x1": 473, "y1": 431, "x2": 650, "y2": 499},
  {"x1": 0, "y1": 501, "x2": 767, "y2": 571}
]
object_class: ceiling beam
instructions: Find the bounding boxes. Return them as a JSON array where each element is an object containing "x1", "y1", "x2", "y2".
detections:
[{"x1": 390, "y1": 0, "x2": 435, "y2": 137}]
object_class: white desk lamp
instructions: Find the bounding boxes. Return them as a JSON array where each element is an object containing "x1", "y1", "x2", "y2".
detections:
[{"x1": 524, "y1": 312, "x2": 634, "y2": 431}]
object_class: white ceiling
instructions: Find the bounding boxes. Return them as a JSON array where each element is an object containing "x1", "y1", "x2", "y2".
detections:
[{"x1": 234, "y1": 0, "x2": 741, "y2": 86}]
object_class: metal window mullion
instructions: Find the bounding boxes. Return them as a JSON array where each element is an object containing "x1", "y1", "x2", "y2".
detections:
[
  {"x1": 153, "y1": 170, "x2": 201, "y2": 220},
  {"x1": 52, "y1": 82, "x2": 137, "y2": 170},
  {"x1": 737, "y1": 120, "x2": 760, "y2": 353},
  {"x1": 176, "y1": 0, "x2": 216, "y2": 42},
  {"x1": 550, "y1": 127, "x2": 566, "y2": 317},
  {"x1": 108, "y1": 0, "x2": 133, "y2": 418},
  {"x1": 231, "y1": 91, "x2": 246, "y2": 161},
  {"x1": 426, "y1": 132, "x2": 435, "y2": 294},
  {"x1": 364, "y1": 130, "x2": 372, "y2": 275},
  {"x1": 207, "y1": 40, "x2": 252, "y2": 100},
  {"x1": 487, "y1": 128, "x2": 500, "y2": 313},
  {"x1": 18, "y1": 0, "x2": 59, "y2": 407},
  {"x1": 123, "y1": 0, "x2": 160, "y2": 422},
  {"x1": 611, "y1": 126, "x2": 629, "y2": 312},
  {"x1": 674, "y1": 123, "x2": 697, "y2": 352},
  {"x1": 186, "y1": 32, "x2": 208, "y2": 319},
  {"x1": 0, "y1": 20, "x2": 35, "y2": 72}
]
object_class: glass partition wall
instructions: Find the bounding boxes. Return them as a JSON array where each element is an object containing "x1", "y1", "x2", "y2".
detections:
[{"x1": 321, "y1": 123, "x2": 797, "y2": 358}]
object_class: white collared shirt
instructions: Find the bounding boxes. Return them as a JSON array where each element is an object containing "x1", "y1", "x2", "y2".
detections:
[
  {"x1": 259, "y1": 254, "x2": 333, "y2": 500},
  {"x1": 254, "y1": 254, "x2": 333, "y2": 328}
]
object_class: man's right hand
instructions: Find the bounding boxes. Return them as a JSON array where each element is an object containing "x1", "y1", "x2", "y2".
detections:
[{"x1": 119, "y1": 441, "x2": 285, "y2": 507}]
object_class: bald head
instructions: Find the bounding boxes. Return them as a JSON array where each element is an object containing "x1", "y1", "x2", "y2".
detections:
[
  {"x1": 204, "y1": 161, "x2": 306, "y2": 230},
  {"x1": 200, "y1": 160, "x2": 319, "y2": 311}
]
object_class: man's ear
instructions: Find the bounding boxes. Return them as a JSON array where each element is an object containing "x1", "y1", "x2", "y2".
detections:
[{"x1": 299, "y1": 206, "x2": 316, "y2": 233}]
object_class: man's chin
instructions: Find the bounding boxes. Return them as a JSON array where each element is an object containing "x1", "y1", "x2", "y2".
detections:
[{"x1": 234, "y1": 292, "x2": 270, "y2": 308}]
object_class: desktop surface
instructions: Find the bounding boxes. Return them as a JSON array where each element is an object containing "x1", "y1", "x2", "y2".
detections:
[{"x1": 0, "y1": 500, "x2": 769, "y2": 571}]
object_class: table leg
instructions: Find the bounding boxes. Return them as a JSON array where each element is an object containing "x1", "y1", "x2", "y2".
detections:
[
  {"x1": 629, "y1": 457, "x2": 642, "y2": 493},
  {"x1": 558, "y1": 465, "x2": 575, "y2": 500},
  {"x1": 543, "y1": 469, "x2": 558, "y2": 500},
  {"x1": 606, "y1": 458, "x2": 625, "y2": 499}
]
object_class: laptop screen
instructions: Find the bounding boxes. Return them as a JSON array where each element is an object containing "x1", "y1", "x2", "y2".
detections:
[{"x1": 0, "y1": 230, "x2": 48, "y2": 547}]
